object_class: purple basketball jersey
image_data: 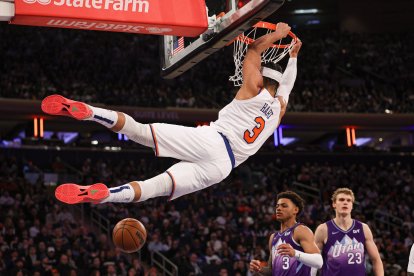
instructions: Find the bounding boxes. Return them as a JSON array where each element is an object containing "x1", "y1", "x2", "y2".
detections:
[
  {"x1": 321, "y1": 219, "x2": 366, "y2": 276},
  {"x1": 271, "y1": 223, "x2": 311, "y2": 276}
]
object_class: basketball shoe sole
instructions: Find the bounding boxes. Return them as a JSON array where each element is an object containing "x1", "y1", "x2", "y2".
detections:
[
  {"x1": 55, "y1": 183, "x2": 109, "y2": 204},
  {"x1": 41, "y1": 94, "x2": 92, "y2": 120}
]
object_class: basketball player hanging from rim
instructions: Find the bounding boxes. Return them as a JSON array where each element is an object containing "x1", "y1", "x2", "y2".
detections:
[{"x1": 42, "y1": 22, "x2": 302, "y2": 205}]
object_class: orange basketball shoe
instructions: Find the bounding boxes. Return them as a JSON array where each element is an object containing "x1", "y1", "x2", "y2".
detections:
[
  {"x1": 55, "y1": 183, "x2": 109, "y2": 204},
  {"x1": 41, "y1": 94, "x2": 92, "y2": 120}
]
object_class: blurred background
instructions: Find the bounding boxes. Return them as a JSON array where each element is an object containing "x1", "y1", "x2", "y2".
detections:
[{"x1": 0, "y1": 0, "x2": 413, "y2": 275}]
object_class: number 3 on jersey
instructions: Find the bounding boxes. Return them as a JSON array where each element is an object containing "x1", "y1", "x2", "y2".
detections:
[
  {"x1": 244, "y1": 117, "x2": 265, "y2": 144},
  {"x1": 282, "y1": 256, "x2": 290, "y2": 270}
]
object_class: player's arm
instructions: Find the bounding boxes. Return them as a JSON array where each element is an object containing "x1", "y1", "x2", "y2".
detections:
[
  {"x1": 314, "y1": 223, "x2": 327, "y2": 252},
  {"x1": 309, "y1": 223, "x2": 327, "y2": 276},
  {"x1": 236, "y1": 23, "x2": 291, "y2": 101},
  {"x1": 249, "y1": 233, "x2": 274, "y2": 275},
  {"x1": 277, "y1": 225, "x2": 323, "y2": 269},
  {"x1": 276, "y1": 39, "x2": 301, "y2": 119},
  {"x1": 408, "y1": 244, "x2": 414, "y2": 275},
  {"x1": 295, "y1": 225, "x2": 323, "y2": 269},
  {"x1": 363, "y1": 223, "x2": 384, "y2": 276}
]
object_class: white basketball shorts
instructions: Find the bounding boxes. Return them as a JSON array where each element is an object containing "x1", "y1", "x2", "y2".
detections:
[{"x1": 149, "y1": 123, "x2": 234, "y2": 200}]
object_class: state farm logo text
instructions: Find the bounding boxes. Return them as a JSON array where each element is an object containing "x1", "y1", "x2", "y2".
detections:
[
  {"x1": 47, "y1": 20, "x2": 172, "y2": 34},
  {"x1": 22, "y1": 0, "x2": 149, "y2": 13}
]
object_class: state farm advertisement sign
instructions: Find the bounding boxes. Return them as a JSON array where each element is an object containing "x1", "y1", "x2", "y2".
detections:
[{"x1": 11, "y1": 0, "x2": 207, "y2": 37}]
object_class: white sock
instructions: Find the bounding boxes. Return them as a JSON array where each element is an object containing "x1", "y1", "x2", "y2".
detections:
[
  {"x1": 86, "y1": 106, "x2": 118, "y2": 128},
  {"x1": 138, "y1": 173, "x2": 173, "y2": 202},
  {"x1": 118, "y1": 114, "x2": 153, "y2": 147},
  {"x1": 101, "y1": 183, "x2": 135, "y2": 203}
]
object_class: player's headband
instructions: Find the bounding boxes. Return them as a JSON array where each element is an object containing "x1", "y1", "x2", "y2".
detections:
[{"x1": 262, "y1": 67, "x2": 282, "y2": 83}]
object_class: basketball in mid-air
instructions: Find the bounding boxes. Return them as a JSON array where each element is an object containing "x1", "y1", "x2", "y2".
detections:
[{"x1": 112, "y1": 218, "x2": 147, "y2": 253}]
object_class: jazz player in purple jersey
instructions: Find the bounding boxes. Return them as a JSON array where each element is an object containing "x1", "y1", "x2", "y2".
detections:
[
  {"x1": 250, "y1": 191, "x2": 323, "y2": 275},
  {"x1": 313, "y1": 188, "x2": 384, "y2": 276}
]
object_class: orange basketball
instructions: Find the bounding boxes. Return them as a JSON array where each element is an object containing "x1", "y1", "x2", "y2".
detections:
[{"x1": 112, "y1": 218, "x2": 147, "y2": 253}]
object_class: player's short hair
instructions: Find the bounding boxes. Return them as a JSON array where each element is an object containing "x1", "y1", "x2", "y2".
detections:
[
  {"x1": 261, "y1": 61, "x2": 283, "y2": 88},
  {"x1": 276, "y1": 191, "x2": 305, "y2": 215},
  {"x1": 331, "y1": 188, "x2": 355, "y2": 203}
]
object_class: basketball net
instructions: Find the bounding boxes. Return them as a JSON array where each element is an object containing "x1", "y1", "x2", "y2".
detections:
[{"x1": 229, "y1": 22, "x2": 297, "y2": 87}]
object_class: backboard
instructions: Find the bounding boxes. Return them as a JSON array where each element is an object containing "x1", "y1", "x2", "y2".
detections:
[{"x1": 160, "y1": 0, "x2": 285, "y2": 79}]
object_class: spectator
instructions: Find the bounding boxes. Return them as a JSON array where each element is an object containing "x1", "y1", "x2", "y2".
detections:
[{"x1": 0, "y1": 25, "x2": 412, "y2": 113}]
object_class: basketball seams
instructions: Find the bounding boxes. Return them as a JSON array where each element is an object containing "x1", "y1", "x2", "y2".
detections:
[
  {"x1": 122, "y1": 224, "x2": 147, "y2": 240},
  {"x1": 113, "y1": 218, "x2": 147, "y2": 253},
  {"x1": 121, "y1": 223, "x2": 125, "y2": 251},
  {"x1": 123, "y1": 224, "x2": 146, "y2": 247},
  {"x1": 125, "y1": 227, "x2": 139, "y2": 251}
]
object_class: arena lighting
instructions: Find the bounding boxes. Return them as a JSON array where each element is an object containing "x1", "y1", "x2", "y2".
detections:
[
  {"x1": 346, "y1": 128, "x2": 351, "y2": 147},
  {"x1": 39, "y1": 118, "x2": 44, "y2": 138},
  {"x1": 33, "y1": 117, "x2": 44, "y2": 138},
  {"x1": 59, "y1": 132, "x2": 78, "y2": 144},
  {"x1": 118, "y1": 133, "x2": 129, "y2": 141},
  {"x1": 274, "y1": 126, "x2": 297, "y2": 147},
  {"x1": 1, "y1": 138, "x2": 22, "y2": 147},
  {"x1": 351, "y1": 128, "x2": 356, "y2": 146},
  {"x1": 306, "y1": 20, "x2": 320, "y2": 25},
  {"x1": 355, "y1": 138, "x2": 372, "y2": 147},
  {"x1": 42, "y1": 131, "x2": 78, "y2": 143},
  {"x1": 293, "y1": 9, "x2": 319, "y2": 14},
  {"x1": 274, "y1": 127, "x2": 280, "y2": 146},
  {"x1": 104, "y1": 146, "x2": 121, "y2": 151},
  {"x1": 328, "y1": 140, "x2": 336, "y2": 150},
  {"x1": 346, "y1": 127, "x2": 356, "y2": 147},
  {"x1": 33, "y1": 118, "x2": 38, "y2": 137}
]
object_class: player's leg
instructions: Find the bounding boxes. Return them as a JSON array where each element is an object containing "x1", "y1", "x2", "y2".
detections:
[
  {"x1": 41, "y1": 94, "x2": 153, "y2": 147},
  {"x1": 55, "y1": 159, "x2": 232, "y2": 204},
  {"x1": 54, "y1": 173, "x2": 173, "y2": 204},
  {"x1": 150, "y1": 123, "x2": 232, "y2": 162},
  {"x1": 163, "y1": 160, "x2": 232, "y2": 201},
  {"x1": 53, "y1": 121, "x2": 234, "y2": 204},
  {"x1": 42, "y1": 95, "x2": 232, "y2": 163}
]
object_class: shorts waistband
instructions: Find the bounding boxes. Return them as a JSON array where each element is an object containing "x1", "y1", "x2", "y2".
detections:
[{"x1": 218, "y1": 132, "x2": 235, "y2": 169}]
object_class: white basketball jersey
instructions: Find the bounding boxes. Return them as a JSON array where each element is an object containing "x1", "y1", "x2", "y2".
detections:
[{"x1": 210, "y1": 88, "x2": 281, "y2": 167}]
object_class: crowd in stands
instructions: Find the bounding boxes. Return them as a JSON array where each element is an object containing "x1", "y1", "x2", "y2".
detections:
[
  {"x1": 0, "y1": 154, "x2": 153, "y2": 275},
  {"x1": 1, "y1": 23, "x2": 413, "y2": 113},
  {"x1": 1, "y1": 150, "x2": 413, "y2": 275}
]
